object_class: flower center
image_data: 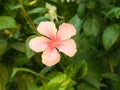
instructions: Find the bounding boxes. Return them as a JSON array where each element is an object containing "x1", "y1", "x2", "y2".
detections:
[{"x1": 48, "y1": 39, "x2": 61, "y2": 49}]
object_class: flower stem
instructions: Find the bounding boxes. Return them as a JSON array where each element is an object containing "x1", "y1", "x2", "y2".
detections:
[
  {"x1": 108, "y1": 56, "x2": 114, "y2": 73},
  {"x1": 18, "y1": 0, "x2": 36, "y2": 31}
]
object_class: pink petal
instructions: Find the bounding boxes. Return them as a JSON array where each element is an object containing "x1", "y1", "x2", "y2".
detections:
[
  {"x1": 29, "y1": 36, "x2": 50, "y2": 52},
  {"x1": 57, "y1": 23, "x2": 76, "y2": 40},
  {"x1": 37, "y1": 21, "x2": 57, "y2": 39},
  {"x1": 42, "y1": 48, "x2": 60, "y2": 66},
  {"x1": 57, "y1": 39, "x2": 77, "y2": 57}
]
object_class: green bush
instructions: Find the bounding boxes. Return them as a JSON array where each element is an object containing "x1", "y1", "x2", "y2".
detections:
[{"x1": 0, "y1": 0, "x2": 120, "y2": 90}]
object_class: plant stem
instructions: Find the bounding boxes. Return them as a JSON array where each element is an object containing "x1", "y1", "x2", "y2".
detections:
[
  {"x1": 11, "y1": 67, "x2": 48, "y2": 84},
  {"x1": 108, "y1": 56, "x2": 114, "y2": 73},
  {"x1": 18, "y1": 0, "x2": 36, "y2": 31}
]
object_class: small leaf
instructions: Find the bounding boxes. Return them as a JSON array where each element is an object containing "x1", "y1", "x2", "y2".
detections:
[
  {"x1": 106, "y1": 7, "x2": 120, "y2": 19},
  {"x1": 33, "y1": 17, "x2": 49, "y2": 25},
  {"x1": 77, "y1": 83, "x2": 99, "y2": 90},
  {"x1": 77, "y1": 3, "x2": 86, "y2": 19},
  {"x1": 10, "y1": 42, "x2": 25, "y2": 52},
  {"x1": 10, "y1": 5, "x2": 21, "y2": 10},
  {"x1": 76, "y1": 60, "x2": 88, "y2": 79},
  {"x1": 28, "y1": 7, "x2": 47, "y2": 14},
  {"x1": 69, "y1": 15, "x2": 83, "y2": 34},
  {"x1": 102, "y1": 24, "x2": 120, "y2": 50},
  {"x1": 14, "y1": 54, "x2": 29, "y2": 66},
  {"x1": 83, "y1": 17, "x2": 100, "y2": 36},
  {"x1": 10, "y1": 67, "x2": 47, "y2": 85},
  {"x1": 11, "y1": 68, "x2": 42, "y2": 79},
  {"x1": 86, "y1": 0, "x2": 96, "y2": 10},
  {"x1": 102, "y1": 73, "x2": 120, "y2": 82},
  {"x1": 39, "y1": 66, "x2": 54, "y2": 76},
  {"x1": 46, "y1": 71, "x2": 63, "y2": 79},
  {"x1": 84, "y1": 74, "x2": 103, "y2": 89},
  {"x1": 0, "y1": 64, "x2": 8, "y2": 90},
  {"x1": 0, "y1": 16, "x2": 17, "y2": 30},
  {"x1": 0, "y1": 39, "x2": 7, "y2": 56},
  {"x1": 25, "y1": 35, "x2": 37, "y2": 59}
]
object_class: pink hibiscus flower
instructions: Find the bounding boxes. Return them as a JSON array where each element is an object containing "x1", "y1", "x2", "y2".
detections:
[{"x1": 29, "y1": 21, "x2": 77, "y2": 66}]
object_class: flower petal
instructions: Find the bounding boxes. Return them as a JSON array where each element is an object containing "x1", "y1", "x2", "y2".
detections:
[
  {"x1": 37, "y1": 21, "x2": 57, "y2": 39},
  {"x1": 29, "y1": 36, "x2": 50, "y2": 52},
  {"x1": 42, "y1": 48, "x2": 60, "y2": 66},
  {"x1": 57, "y1": 23, "x2": 76, "y2": 40},
  {"x1": 57, "y1": 39, "x2": 77, "y2": 57}
]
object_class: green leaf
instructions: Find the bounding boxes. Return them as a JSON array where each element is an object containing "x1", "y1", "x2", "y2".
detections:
[
  {"x1": 86, "y1": 0, "x2": 96, "y2": 10},
  {"x1": 46, "y1": 74, "x2": 74, "y2": 90},
  {"x1": 39, "y1": 67, "x2": 54, "y2": 76},
  {"x1": 78, "y1": 35, "x2": 95, "y2": 53},
  {"x1": 11, "y1": 68, "x2": 36, "y2": 78},
  {"x1": 65, "y1": 60, "x2": 88, "y2": 79},
  {"x1": 0, "y1": 16, "x2": 17, "y2": 30},
  {"x1": 102, "y1": 73, "x2": 120, "y2": 82},
  {"x1": 69, "y1": 15, "x2": 83, "y2": 34},
  {"x1": 28, "y1": 7, "x2": 47, "y2": 14},
  {"x1": 14, "y1": 54, "x2": 29, "y2": 66},
  {"x1": 102, "y1": 24, "x2": 120, "y2": 50},
  {"x1": 25, "y1": 35, "x2": 37, "y2": 59},
  {"x1": 11, "y1": 68, "x2": 45, "y2": 81},
  {"x1": 17, "y1": 74, "x2": 34, "y2": 90},
  {"x1": 77, "y1": 83, "x2": 99, "y2": 90},
  {"x1": 99, "y1": 0, "x2": 110, "y2": 9},
  {"x1": 10, "y1": 4, "x2": 21, "y2": 10},
  {"x1": 84, "y1": 74, "x2": 103, "y2": 89},
  {"x1": 46, "y1": 71, "x2": 63, "y2": 80},
  {"x1": 111, "y1": 81, "x2": 120, "y2": 90},
  {"x1": 0, "y1": 39, "x2": 7, "y2": 56},
  {"x1": 109, "y1": 47, "x2": 120, "y2": 67},
  {"x1": 28, "y1": 84, "x2": 43, "y2": 90},
  {"x1": 106, "y1": 7, "x2": 120, "y2": 19},
  {"x1": 11, "y1": 68, "x2": 47, "y2": 87},
  {"x1": 0, "y1": 64, "x2": 8, "y2": 90},
  {"x1": 33, "y1": 17, "x2": 49, "y2": 25},
  {"x1": 83, "y1": 17, "x2": 100, "y2": 36},
  {"x1": 10, "y1": 42, "x2": 25, "y2": 52},
  {"x1": 76, "y1": 60, "x2": 88, "y2": 79},
  {"x1": 46, "y1": 74, "x2": 66, "y2": 90},
  {"x1": 77, "y1": 3, "x2": 86, "y2": 19}
]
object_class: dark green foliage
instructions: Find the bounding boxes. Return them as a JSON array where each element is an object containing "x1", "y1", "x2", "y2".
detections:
[{"x1": 0, "y1": 0, "x2": 120, "y2": 90}]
